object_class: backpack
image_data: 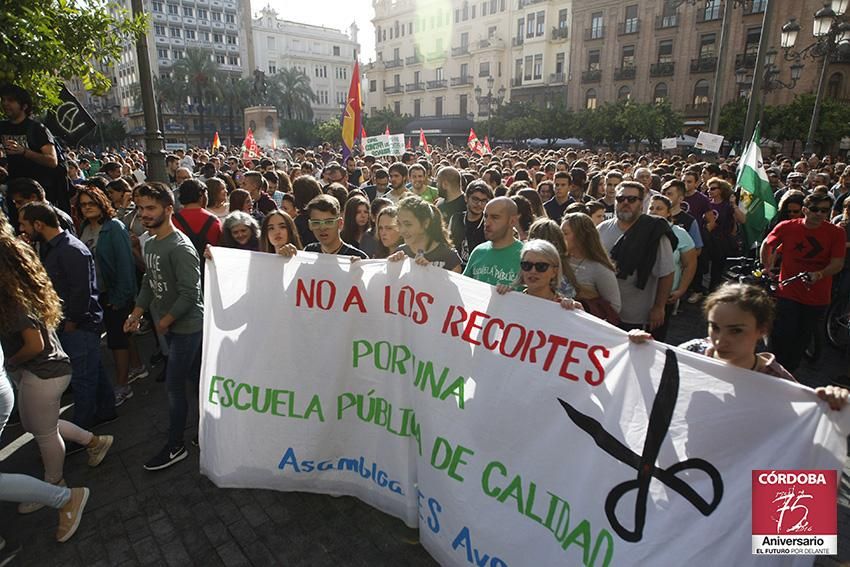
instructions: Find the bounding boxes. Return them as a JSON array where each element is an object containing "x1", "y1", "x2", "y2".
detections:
[
  {"x1": 173, "y1": 211, "x2": 217, "y2": 258},
  {"x1": 26, "y1": 120, "x2": 72, "y2": 213}
]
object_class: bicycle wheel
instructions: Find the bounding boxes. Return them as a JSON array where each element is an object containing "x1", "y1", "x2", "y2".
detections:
[{"x1": 825, "y1": 301, "x2": 850, "y2": 349}]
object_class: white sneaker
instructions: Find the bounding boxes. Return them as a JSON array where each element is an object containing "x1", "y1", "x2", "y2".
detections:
[
  {"x1": 686, "y1": 292, "x2": 703, "y2": 304},
  {"x1": 128, "y1": 366, "x2": 149, "y2": 384},
  {"x1": 115, "y1": 386, "x2": 134, "y2": 407}
]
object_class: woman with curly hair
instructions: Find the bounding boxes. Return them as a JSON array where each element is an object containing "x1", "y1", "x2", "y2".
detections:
[
  {"x1": 220, "y1": 211, "x2": 260, "y2": 251},
  {"x1": 77, "y1": 186, "x2": 141, "y2": 405},
  {"x1": 0, "y1": 217, "x2": 110, "y2": 529}
]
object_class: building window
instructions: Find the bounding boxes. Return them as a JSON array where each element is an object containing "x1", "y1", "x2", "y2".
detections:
[
  {"x1": 516, "y1": 18, "x2": 524, "y2": 42},
  {"x1": 460, "y1": 94, "x2": 468, "y2": 116},
  {"x1": 197, "y1": 8, "x2": 207, "y2": 19},
  {"x1": 268, "y1": 62, "x2": 276, "y2": 74},
  {"x1": 699, "y1": 33, "x2": 716, "y2": 58},
  {"x1": 653, "y1": 83, "x2": 668, "y2": 104},
  {"x1": 479, "y1": 62, "x2": 490, "y2": 77},
  {"x1": 182, "y1": 6, "x2": 193, "y2": 16},
  {"x1": 213, "y1": 33, "x2": 223, "y2": 43},
  {"x1": 215, "y1": 54, "x2": 226, "y2": 64},
  {"x1": 588, "y1": 49, "x2": 600, "y2": 71},
  {"x1": 167, "y1": 3, "x2": 178, "y2": 15},
  {"x1": 745, "y1": 27, "x2": 761, "y2": 55},
  {"x1": 173, "y1": 49, "x2": 183, "y2": 59},
  {"x1": 621, "y1": 45, "x2": 635, "y2": 68},
  {"x1": 212, "y1": 11, "x2": 221, "y2": 21},
  {"x1": 226, "y1": 13, "x2": 235, "y2": 24},
  {"x1": 623, "y1": 4, "x2": 638, "y2": 34},
  {"x1": 536, "y1": 11, "x2": 545, "y2": 36},
  {"x1": 827, "y1": 72, "x2": 844, "y2": 99},
  {"x1": 157, "y1": 48, "x2": 169, "y2": 59},
  {"x1": 369, "y1": 80, "x2": 377, "y2": 92},
  {"x1": 558, "y1": 9, "x2": 568, "y2": 29},
  {"x1": 526, "y1": 13, "x2": 535, "y2": 38},
  {"x1": 435, "y1": 96, "x2": 443, "y2": 117},
  {"x1": 226, "y1": 35, "x2": 236, "y2": 45},
  {"x1": 200, "y1": 31, "x2": 209, "y2": 41},
  {"x1": 514, "y1": 58, "x2": 522, "y2": 81},
  {"x1": 154, "y1": 24, "x2": 166, "y2": 35},
  {"x1": 267, "y1": 36, "x2": 275, "y2": 50},
  {"x1": 658, "y1": 40, "x2": 673, "y2": 63},
  {"x1": 590, "y1": 12, "x2": 603, "y2": 39},
  {"x1": 394, "y1": 101, "x2": 401, "y2": 114},
  {"x1": 228, "y1": 55, "x2": 239, "y2": 66},
  {"x1": 170, "y1": 27, "x2": 181, "y2": 38},
  {"x1": 585, "y1": 89, "x2": 597, "y2": 110},
  {"x1": 618, "y1": 85, "x2": 631, "y2": 101},
  {"x1": 524, "y1": 56, "x2": 533, "y2": 80},
  {"x1": 414, "y1": 99, "x2": 421, "y2": 117},
  {"x1": 693, "y1": 79, "x2": 710, "y2": 104},
  {"x1": 704, "y1": 0, "x2": 721, "y2": 20},
  {"x1": 185, "y1": 29, "x2": 195, "y2": 40},
  {"x1": 533, "y1": 54, "x2": 542, "y2": 79},
  {"x1": 152, "y1": 1, "x2": 163, "y2": 12},
  {"x1": 436, "y1": 67, "x2": 444, "y2": 80}
]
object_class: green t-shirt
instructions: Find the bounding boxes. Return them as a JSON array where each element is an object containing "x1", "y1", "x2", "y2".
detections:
[
  {"x1": 414, "y1": 186, "x2": 439, "y2": 204},
  {"x1": 462, "y1": 240, "x2": 523, "y2": 287}
]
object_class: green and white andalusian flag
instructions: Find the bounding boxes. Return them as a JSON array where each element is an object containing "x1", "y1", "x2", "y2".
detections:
[{"x1": 737, "y1": 123, "x2": 777, "y2": 247}]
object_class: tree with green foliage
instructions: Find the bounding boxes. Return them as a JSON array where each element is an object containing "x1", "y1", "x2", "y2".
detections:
[
  {"x1": 154, "y1": 75, "x2": 190, "y2": 143},
  {"x1": 279, "y1": 119, "x2": 318, "y2": 147},
  {"x1": 315, "y1": 120, "x2": 342, "y2": 145},
  {"x1": 718, "y1": 98, "x2": 749, "y2": 144},
  {"x1": 173, "y1": 48, "x2": 221, "y2": 147},
  {"x1": 616, "y1": 100, "x2": 682, "y2": 150},
  {"x1": 362, "y1": 108, "x2": 409, "y2": 136},
  {"x1": 269, "y1": 67, "x2": 315, "y2": 121},
  {"x1": 0, "y1": 0, "x2": 146, "y2": 109}
]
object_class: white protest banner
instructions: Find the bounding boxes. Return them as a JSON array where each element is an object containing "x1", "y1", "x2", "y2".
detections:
[
  {"x1": 695, "y1": 131, "x2": 725, "y2": 153},
  {"x1": 201, "y1": 248, "x2": 850, "y2": 567},
  {"x1": 388, "y1": 133, "x2": 405, "y2": 155},
  {"x1": 661, "y1": 137, "x2": 677, "y2": 150},
  {"x1": 363, "y1": 134, "x2": 393, "y2": 157}
]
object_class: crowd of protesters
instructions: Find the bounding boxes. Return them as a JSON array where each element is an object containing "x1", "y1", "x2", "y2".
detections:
[{"x1": 1, "y1": 82, "x2": 849, "y2": 554}]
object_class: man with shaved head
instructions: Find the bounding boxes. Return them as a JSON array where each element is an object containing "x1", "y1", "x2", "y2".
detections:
[
  {"x1": 462, "y1": 196, "x2": 523, "y2": 286},
  {"x1": 437, "y1": 165, "x2": 466, "y2": 221}
]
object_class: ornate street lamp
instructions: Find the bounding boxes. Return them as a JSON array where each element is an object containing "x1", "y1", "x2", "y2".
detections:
[{"x1": 475, "y1": 76, "x2": 505, "y2": 140}]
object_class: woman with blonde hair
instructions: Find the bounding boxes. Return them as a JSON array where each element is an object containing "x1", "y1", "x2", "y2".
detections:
[
  {"x1": 560, "y1": 212, "x2": 621, "y2": 321},
  {"x1": 528, "y1": 218, "x2": 579, "y2": 298},
  {"x1": 0, "y1": 217, "x2": 108, "y2": 533}
]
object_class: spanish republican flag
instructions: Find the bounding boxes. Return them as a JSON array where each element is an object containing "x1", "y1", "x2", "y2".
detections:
[
  {"x1": 340, "y1": 59, "x2": 362, "y2": 162},
  {"x1": 211, "y1": 131, "x2": 221, "y2": 151}
]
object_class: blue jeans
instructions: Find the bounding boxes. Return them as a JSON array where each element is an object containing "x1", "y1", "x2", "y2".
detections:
[
  {"x1": 58, "y1": 329, "x2": 116, "y2": 430},
  {"x1": 164, "y1": 331, "x2": 202, "y2": 447}
]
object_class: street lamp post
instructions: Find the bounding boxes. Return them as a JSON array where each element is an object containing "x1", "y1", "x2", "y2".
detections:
[
  {"x1": 780, "y1": 1, "x2": 850, "y2": 154},
  {"x1": 474, "y1": 76, "x2": 505, "y2": 140},
  {"x1": 736, "y1": 49, "x2": 803, "y2": 128}
]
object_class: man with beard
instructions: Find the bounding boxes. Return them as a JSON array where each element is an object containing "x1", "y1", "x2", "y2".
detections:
[
  {"x1": 597, "y1": 181, "x2": 675, "y2": 336},
  {"x1": 436, "y1": 165, "x2": 465, "y2": 221},
  {"x1": 463, "y1": 196, "x2": 522, "y2": 286},
  {"x1": 123, "y1": 183, "x2": 203, "y2": 471},
  {"x1": 409, "y1": 164, "x2": 438, "y2": 203},
  {"x1": 383, "y1": 163, "x2": 411, "y2": 204},
  {"x1": 17, "y1": 203, "x2": 117, "y2": 432},
  {"x1": 449, "y1": 180, "x2": 493, "y2": 268}
]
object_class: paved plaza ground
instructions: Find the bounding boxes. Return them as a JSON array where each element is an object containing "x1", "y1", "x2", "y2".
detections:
[{"x1": 1, "y1": 301, "x2": 849, "y2": 566}]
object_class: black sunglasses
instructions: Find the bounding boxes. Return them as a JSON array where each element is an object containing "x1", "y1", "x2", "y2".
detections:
[
  {"x1": 520, "y1": 261, "x2": 552, "y2": 273},
  {"x1": 615, "y1": 195, "x2": 641, "y2": 204}
]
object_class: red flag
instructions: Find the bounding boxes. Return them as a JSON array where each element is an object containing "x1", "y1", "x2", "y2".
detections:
[
  {"x1": 419, "y1": 128, "x2": 429, "y2": 154},
  {"x1": 467, "y1": 128, "x2": 484, "y2": 156},
  {"x1": 340, "y1": 60, "x2": 362, "y2": 162},
  {"x1": 211, "y1": 131, "x2": 221, "y2": 151},
  {"x1": 241, "y1": 128, "x2": 259, "y2": 160},
  {"x1": 360, "y1": 126, "x2": 367, "y2": 153},
  {"x1": 406, "y1": 137, "x2": 412, "y2": 150},
  {"x1": 384, "y1": 124, "x2": 390, "y2": 136},
  {"x1": 483, "y1": 136, "x2": 492, "y2": 154}
]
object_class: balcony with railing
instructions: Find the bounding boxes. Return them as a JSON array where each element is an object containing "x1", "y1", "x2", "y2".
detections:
[
  {"x1": 384, "y1": 58, "x2": 403, "y2": 69},
  {"x1": 684, "y1": 102, "x2": 711, "y2": 116},
  {"x1": 511, "y1": 77, "x2": 523, "y2": 87},
  {"x1": 512, "y1": 36, "x2": 524, "y2": 47},
  {"x1": 650, "y1": 62, "x2": 675, "y2": 77},
  {"x1": 584, "y1": 26, "x2": 605, "y2": 41},
  {"x1": 384, "y1": 84, "x2": 404, "y2": 94},
  {"x1": 614, "y1": 66, "x2": 636, "y2": 80},
  {"x1": 518, "y1": 0, "x2": 550, "y2": 6},
  {"x1": 406, "y1": 82, "x2": 425, "y2": 92},
  {"x1": 451, "y1": 45, "x2": 470, "y2": 57},
  {"x1": 655, "y1": 14, "x2": 678, "y2": 29},
  {"x1": 426, "y1": 79, "x2": 447, "y2": 89},
  {"x1": 618, "y1": 20, "x2": 640, "y2": 35},
  {"x1": 450, "y1": 75, "x2": 474, "y2": 87},
  {"x1": 736, "y1": 52, "x2": 757, "y2": 69},
  {"x1": 405, "y1": 53, "x2": 423, "y2": 65},
  {"x1": 477, "y1": 38, "x2": 505, "y2": 50},
  {"x1": 552, "y1": 26, "x2": 568, "y2": 41},
  {"x1": 690, "y1": 56, "x2": 717, "y2": 73},
  {"x1": 425, "y1": 51, "x2": 446, "y2": 62},
  {"x1": 581, "y1": 69, "x2": 602, "y2": 83},
  {"x1": 548, "y1": 72, "x2": 566, "y2": 84}
]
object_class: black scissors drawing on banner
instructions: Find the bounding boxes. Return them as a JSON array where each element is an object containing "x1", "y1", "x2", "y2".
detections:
[{"x1": 558, "y1": 349, "x2": 724, "y2": 543}]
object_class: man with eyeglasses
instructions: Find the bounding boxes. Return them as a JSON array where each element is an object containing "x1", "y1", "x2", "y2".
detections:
[
  {"x1": 302, "y1": 195, "x2": 368, "y2": 259},
  {"x1": 597, "y1": 181, "x2": 675, "y2": 337},
  {"x1": 762, "y1": 193, "x2": 845, "y2": 372},
  {"x1": 774, "y1": 172, "x2": 806, "y2": 203},
  {"x1": 449, "y1": 180, "x2": 493, "y2": 269}
]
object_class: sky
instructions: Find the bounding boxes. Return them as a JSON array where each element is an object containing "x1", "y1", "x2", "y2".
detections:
[{"x1": 257, "y1": 0, "x2": 377, "y2": 63}]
